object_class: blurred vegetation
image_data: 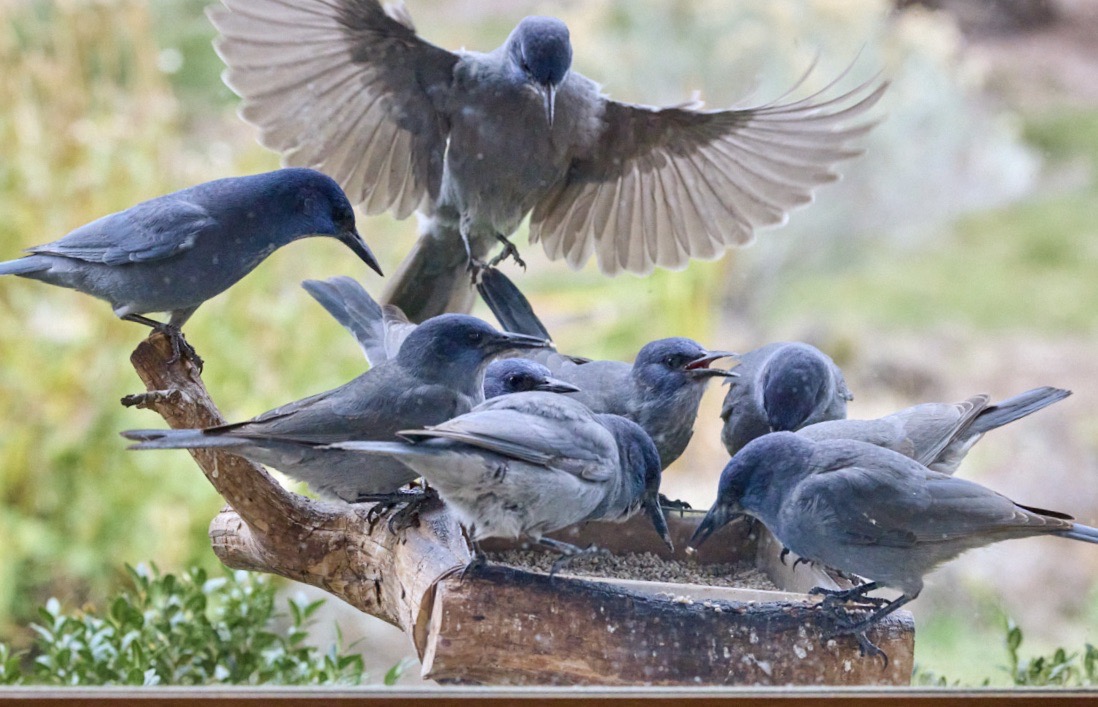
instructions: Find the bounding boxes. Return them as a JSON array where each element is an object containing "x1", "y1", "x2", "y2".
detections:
[
  {"x1": 0, "y1": 0, "x2": 1094, "y2": 687},
  {"x1": 0, "y1": 564, "x2": 371, "y2": 685}
]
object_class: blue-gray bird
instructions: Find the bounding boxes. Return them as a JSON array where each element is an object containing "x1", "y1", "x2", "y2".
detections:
[
  {"x1": 720, "y1": 341, "x2": 852, "y2": 456},
  {"x1": 0, "y1": 168, "x2": 382, "y2": 363},
  {"x1": 690, "y1": 431, "x2": 1098, "y2": 657},
  {"x1": 796, "y1": 386, "x2": 1071, "y2": 475},
  {"x1": 306, "y1": 270, "x2": 731, "y2": 468},
  {"x1": 122, "y1": 314, "x2": 550, "y2": 502},
  {"x1": 209, "y1": 0, "x2": 887, "y2": 321},
  {"x1": 301, "y1": 276, "x2": 579, "y2": 398},
  {"x1": 326, "y1": 391, "x2": 673, "y2": 561}
]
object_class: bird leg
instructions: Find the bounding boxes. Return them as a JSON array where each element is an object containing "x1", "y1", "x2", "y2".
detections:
[
  {"x1": 819, "y1": 593, "x2": 915, "y2": 667},
  {"x1": 459, "y1": 536, "x2": 488, "y2": 583},
  {"x1": 123, "y1": 314, "x2": 204, "y2": 371},
  {"x1": 809, "y1": 580, "x2": 884, "y2": 607}
]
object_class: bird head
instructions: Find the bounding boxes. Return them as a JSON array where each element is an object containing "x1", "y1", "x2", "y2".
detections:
[
  {"x1": 483, "y1": 358, "x2": 581, "y2": 399},
  {"x1": 289, "y1": 168, "x2": 383, "y2": 276},
  {"x1": 598, "y1": 414, "x2": 674, "y2": 552},
  {"x1": 688, "y1": 431, "x2": 810, "y2": 551},
  {"x1": 398, "y1": 314, "x2": 551, "y2": 388},
  {"x1": 508, "y1": 16, "x2": 572, "y2": 127},
  {"x1": 761, "y1": 344, "x2": 844, "y2": 432},
  {"x1": 633, "y1": 338, "x2": 737, "y2": 395}
]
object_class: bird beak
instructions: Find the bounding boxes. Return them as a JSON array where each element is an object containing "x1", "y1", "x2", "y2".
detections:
[
  {"x1": 643, "y1": 493, "x2": 674, "y2": 553},
  {"x1": 685, "y1": 350, "x2": 739, "y2": 379},
  {"x1": 494, "y1": 331, "x2": 552, "y2": 353},
  {"x1": 339, "y1": 227, "x2": 384, "y2": 277},
  {"x1": 535, "y1": 376, "x2": 581, "y2": 394},
  {"x1": 543, "y1": 83, "x2": 556, "y2": 128},
  {"x1": 688, "y1": 503, "x2": 739, "y2": 551}
]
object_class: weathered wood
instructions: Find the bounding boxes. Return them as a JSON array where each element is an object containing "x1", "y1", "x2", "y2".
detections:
[
  {"x1": 126, "y1": 331, "x2": 915, "y2": 686},
  {"x1": 126, "y1": 332, "x2": 471, "y2": 642},
  {"x1": 422, "y1": 564, "x2": 914, "y2": 686}
]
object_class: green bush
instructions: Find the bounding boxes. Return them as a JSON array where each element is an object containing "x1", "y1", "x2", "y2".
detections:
[{"x1": 0, "y1": 564, "x2": 376, "y2": 686}]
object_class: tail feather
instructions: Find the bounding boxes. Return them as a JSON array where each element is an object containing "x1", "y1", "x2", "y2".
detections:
[
  {"x1": 382, "y1": 218, "x2": 482, "y2": 322},
  {"x1": 1057, "y1": 523, "x2": 1098, "y2": 544},
  {"x1": 970, "y1": 387, "x2": 1072, "y2": 435},
  {"x1": 121, "y1": 428, "x2": 247, "y2": 451},
  {"x1": 0, "y1": 256, "x2": 49, "y2": 276},
  {"x1": 476, "y1": 266, "x2": 552, "y2": 341},
  {"x1": 302, "y1": 277, "x2": 387, "y2": 365}
]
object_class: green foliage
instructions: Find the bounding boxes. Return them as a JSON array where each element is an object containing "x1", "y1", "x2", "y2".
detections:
[
  {"x1": 0, "y1": 564, "x2": 366, "y2": 686},
  {"x1": 1004, "y1": 619, "x2": 1098, "y2": 687}
]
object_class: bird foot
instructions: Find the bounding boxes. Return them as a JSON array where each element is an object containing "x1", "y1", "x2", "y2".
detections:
[
  {"x1": 658, "y1": 493, "x2": 692, "y2": 517},
  {"x1": 120, "y1": 388, "x2": 186, "y2": 409},
  {"x1": 779, "y1": 547, "x2": 791, "y2": 566},
  {"x1": 818, "y1": 609, "x2": 890, "y2": 667},
  {"x1": 808, "y1": 581, "x2": 882, "y2": 608},
  {"x1": 536, "y1": 537, "x2": 607, "y2": 577},
  {"x1": 488, "y1": 236, "x2": 526, "y2": 270},
  {"x1": 162, "y1": 325, "x2": 203, "y2": 372},
  {"x1": 357, "y1": 487, "x2": 436, "y2": 532},
  {"x1": 459, "y1": 541, "x2": 488, "y2": 584}
]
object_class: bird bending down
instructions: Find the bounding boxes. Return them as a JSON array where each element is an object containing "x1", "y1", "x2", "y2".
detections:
[
  {"x1": 210, "y1": 0, "x2": 888, "y2": 321},
  {"x1": 690, "y1": 432, "x2": 1098, "y2": 660},
  {"x1": 122, "y1": 314, "x2": 550, "y2": 503},
  {"x1": 326, "y1": 391, "x2": 673, "y2": 572},
  {"x1": 720, "y1": 341, "x2": 853, "y2": 456},
  {"x1": 0, "y1": 169, "x2": 382, "y2": 367}
]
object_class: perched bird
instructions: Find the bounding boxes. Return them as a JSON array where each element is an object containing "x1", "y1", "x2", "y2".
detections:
[
  {"x1": 310, "y1": 269, "x2": 735, "y2": 469},
  {"x1": 720, "y1": 341, "x2": 853, "y2": 456},
  {"x1": 123, "y1": 314, "x2": 550, "y2": 502},
  {"x1": 326, "y1": 391, "x2": 673, "y2": 564},
  {"x1": 690, "y1": 432, "x2": 1098, "y2": 657},
  {"x1": 797, "y1": 386, "x2": 1071, "y2": 474},
  {"x1": 210, "y1": 0, "x2": 887, "y2": 321},
  {"x1": 0, "y1": 169, "x2": 382, "y2": 364}
]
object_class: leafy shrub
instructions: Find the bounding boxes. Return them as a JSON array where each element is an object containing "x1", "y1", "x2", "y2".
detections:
[{"x1": 0, "y1": 564, "x2": 372, "y2": 686}]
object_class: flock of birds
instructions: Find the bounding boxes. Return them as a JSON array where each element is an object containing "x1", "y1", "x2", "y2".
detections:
[{"x1": 1, "y1": 0, "x2": 1094, "y2": 666}]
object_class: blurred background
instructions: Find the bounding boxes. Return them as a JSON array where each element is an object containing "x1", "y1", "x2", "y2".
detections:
[{"x1": 0, "y1": 0, "x2": 1095, "y2": 686}]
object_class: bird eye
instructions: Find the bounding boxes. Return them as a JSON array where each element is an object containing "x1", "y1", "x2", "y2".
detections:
[
  {"x1": 468, "y1": 331, "x2": 483, "y2": 343},
  {"x1": 663, "y1": 356, "x2": 676, "y2": 367}
]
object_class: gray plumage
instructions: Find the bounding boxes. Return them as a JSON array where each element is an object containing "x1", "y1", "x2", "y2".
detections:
[
  {"x1": 326, "y1": 391, "x2": 672, "y2": 550},
  {"x1": 797, "y1": 386, "x2": 1071, "y2": 474},
  {"x1": 720, "y1": 341, "x2": 852, "y2": 456},
  {"x1": 210, "y1": 0, "x2": 886, "y2": 321},
  {"x1": 691, "y1": 431, "x2": 1098, "y2": 642},
  {"x1": 0, "y1": 169, "x2": 382, "y2": 335},
  {"x1": 301, "y1": 275, "x2": 578, "y2": 399},
  {"x1": 122, "y1": 314, "x2": 550, "y2": 500}
]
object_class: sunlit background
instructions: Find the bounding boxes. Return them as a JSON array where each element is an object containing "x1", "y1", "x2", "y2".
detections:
[{"x1": 0, "y1": 0, "x2": 1095, "y2": 686}]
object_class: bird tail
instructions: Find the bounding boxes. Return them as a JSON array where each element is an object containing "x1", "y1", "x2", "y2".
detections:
[
  {"x1": 302, "y1": 276, "x2": 386, "y2": 364},
  {"x1": 0, "y1": 256, "x2": 49, "y2": 276},
  {"x1": 969, "y1": 387, "x2": 1072, "y2": 436},
  {"x1": 121, "y1": 428, "x2": 247, "y2": 451},
  {"x1": 381, "y1": 217, "x2": 482, "y2": 322},
  {"x1": 476, "y1": 266, "x2": 553, "y2": 340},
  {"x1": 320, "y1": 440, "x2": 417, "y2": 457},
  {"x1": 1056, "y1": 523, "x2": 1098, "y2": 544}
]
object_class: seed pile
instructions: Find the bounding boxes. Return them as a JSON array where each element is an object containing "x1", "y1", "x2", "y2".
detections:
[{"x1": 487, "y1": 550, "x2": 780, "y2": 591}]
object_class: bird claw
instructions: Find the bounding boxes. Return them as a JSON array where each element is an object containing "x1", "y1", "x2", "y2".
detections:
[
  {"x1": 658, "y1": 493, "x2": 692, "y2": 516},
  {"x1": 792, "y1": 556, "x2": 812, "y2": 570},
  {"x1": 163, "y1": 325, "x2": 203, "y2": 372},
  {"x1": 488, "y1": 236, "x2": 526, "y2": 270},
  {"x1": 779, "y1": 547, "x2": 791, "y2": 566},
  {"x1": 120, "y1": 388, "x2": 186, "y2": 409},
  {"x1": 357, "y1": 487, "x2": 437, "y2": 531},
  {"x1": 539, "y1": 539, "x2": 606, "y2": 577}
]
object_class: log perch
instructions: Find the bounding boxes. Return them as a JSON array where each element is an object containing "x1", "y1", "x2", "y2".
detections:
[{"x1": 126, "y1": 332, "x2": 915, "y2": 686}]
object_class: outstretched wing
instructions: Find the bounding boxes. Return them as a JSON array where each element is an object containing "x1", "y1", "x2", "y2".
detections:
[
  {"x1": 31, "y1": 199, "x2": 215, "y2": 266},
  {"x1": 531, "y1": 74, "x2": 887, "y2": 275},
  {"x1": 209, "y1": 0, "x2": 457, "y2": 217}
]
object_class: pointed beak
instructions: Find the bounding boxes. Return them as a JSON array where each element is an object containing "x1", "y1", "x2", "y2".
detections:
[
  {"x1": 494, "y1": 331, "x2": 552, "y2": 353},
  {"x1": 644, "y1": 493, "x2": 674, "y2": 552},
  {"x1": 685, "y1": 350, "x2": 739, "y2": 379},
  {"x1": 688, "y1": 503, "x2": 737, "y2": 551},
  {"x1": 543, "y1": 83, "x2": 556, "y2": 128},
  {"x1": 340, "y1": 227, "x2": 384, "y2": 277},
  {"x1": 535, "y1": 376, "x2": 581, "y2": 394}
]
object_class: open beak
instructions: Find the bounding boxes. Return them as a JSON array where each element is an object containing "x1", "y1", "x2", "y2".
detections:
[
  {"x1": 688, "y1": 503, "x2": 738, "y2": 551},
  {"x1": 685, "y1": 350, "x2": 739, "y2": 379},
  {"x1": 644, "y1": 493, "x2": 674, "y2": 553},
  {"x1": 494, "y1": 331, "x2": 552, "y2": 353},
  {"x1": 542, "y1": 83, "x2": 556, "y2": 128},
  {"x1": 340, "y1": 227, "x2": 384, "y2": 277},
  {"x1": 535, "y1": 376, "x2": 581, "y2": 394}
]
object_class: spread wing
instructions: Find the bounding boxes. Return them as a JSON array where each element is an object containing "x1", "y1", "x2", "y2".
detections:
[
  {"x1": 31, "y1": 199, "x2": 215, "y2": 266},
  {"x1": 400, "y1": 393, "x2": 617, "y2": 482},
  {"x1": 209, "y1": 0, "x2": 457, "y2": 217},
  {"x1": 530, "y1": 74, "x2": 888, "y2": 275}
]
